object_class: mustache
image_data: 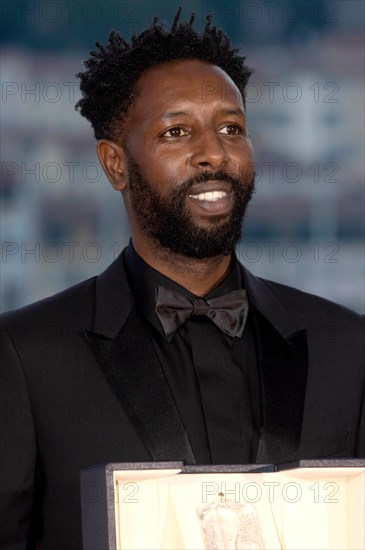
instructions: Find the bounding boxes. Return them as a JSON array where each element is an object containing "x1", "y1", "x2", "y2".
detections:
[
  {"x1": 177, "y1": 169, "x2": 255, "y2": 195},
  {"x1": 181, "y1": 170, "x2": 241, "y2": 190}
]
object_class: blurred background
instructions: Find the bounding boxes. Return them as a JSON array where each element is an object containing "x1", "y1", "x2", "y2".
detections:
[{"x1": 1, "y1": 0, "x2": 364, "y2": 313}]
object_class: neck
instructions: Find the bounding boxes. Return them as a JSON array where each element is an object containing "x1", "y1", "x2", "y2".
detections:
[{"x1": 132, "y1": 237, "x2": 233, "y2": 297}]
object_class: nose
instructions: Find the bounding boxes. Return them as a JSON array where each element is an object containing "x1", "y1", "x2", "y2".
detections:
[{"x1": 189, "y1": 130, "x2": 229, "y2": 170}]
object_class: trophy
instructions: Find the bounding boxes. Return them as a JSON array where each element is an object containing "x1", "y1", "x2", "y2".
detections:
[{"x1": 197, "y1": 494, "x2": 264, "y2": 550}]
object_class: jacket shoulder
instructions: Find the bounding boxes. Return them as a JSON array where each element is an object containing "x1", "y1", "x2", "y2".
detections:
[
  {"x1": 257, "y1": 276, "x2": 364, "y2": 326},
  {"x1": 0, "y1": 276, "x2": 97, "y2": 334}
]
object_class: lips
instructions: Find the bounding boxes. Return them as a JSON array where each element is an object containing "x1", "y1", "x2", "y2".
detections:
[
  {"x1": 188, "y1": 179, "x2": 232, "y2": 196},
  {"x1": 187, "y1": 180, "x2": 233, "y2": 214},
  {"x1": 189, "y1": 190, "x2": 228, "y2": 202}
]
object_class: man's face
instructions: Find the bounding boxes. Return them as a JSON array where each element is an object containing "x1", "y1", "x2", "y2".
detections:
[{"x1": 122, "y1": 59, "x2": 255, "y2": 258}]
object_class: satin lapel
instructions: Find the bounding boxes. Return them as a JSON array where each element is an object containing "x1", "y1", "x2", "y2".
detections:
[
  {"x1": 84, "y1": 306, "x2": 195, "y2": 464},
  {"x1": 252, "y1": 308, "x2": 308, "y2": 463},
  {"x1": 241, "y1": 265, "x2": 308, "y2": 463}
]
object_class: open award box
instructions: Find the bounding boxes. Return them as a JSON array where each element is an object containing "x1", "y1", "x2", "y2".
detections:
[{"x1": 81, "y1": 459, "x2": 364, "y2": 550}]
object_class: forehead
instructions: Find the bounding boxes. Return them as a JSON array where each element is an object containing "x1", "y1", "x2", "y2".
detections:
[{"x1": 127, "y1": 59, "x2": 244, "y2": 122}]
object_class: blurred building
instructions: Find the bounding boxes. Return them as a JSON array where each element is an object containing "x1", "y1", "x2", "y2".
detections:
[{"x1": 1, "y1": 0, "x2": 364, "y2": 312}]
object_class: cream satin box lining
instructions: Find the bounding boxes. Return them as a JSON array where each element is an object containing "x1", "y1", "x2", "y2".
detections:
[{"x1": 80, "y1": 460, "x2": 365, "y2": 550}]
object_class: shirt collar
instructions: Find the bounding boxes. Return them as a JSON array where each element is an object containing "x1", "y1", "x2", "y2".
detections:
[{"x1": 124, "y1": 239, "x2": 244, "y2": 338}]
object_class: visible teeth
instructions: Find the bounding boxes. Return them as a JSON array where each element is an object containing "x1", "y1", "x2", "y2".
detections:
[{"x1": 189, "y1": 191, "x2": 227, "y2": 201}]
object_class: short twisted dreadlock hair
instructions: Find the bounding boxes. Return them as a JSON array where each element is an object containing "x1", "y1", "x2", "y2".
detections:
[{"x1": 75, "y1": 7, "x2": 253, "y2": 142}]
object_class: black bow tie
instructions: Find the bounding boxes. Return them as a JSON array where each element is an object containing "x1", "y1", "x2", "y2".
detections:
[{"x1": 155, "y1": 285, "x2": 249, "y2": 339}]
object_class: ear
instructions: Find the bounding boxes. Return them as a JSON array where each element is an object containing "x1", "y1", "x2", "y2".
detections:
[{"x1": 97, "y1": 139, "x2": 127, "y2": 191}]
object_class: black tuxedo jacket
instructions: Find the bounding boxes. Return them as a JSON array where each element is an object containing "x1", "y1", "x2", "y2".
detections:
[{"x1": 1, "y1": 249, "x2": 364, "y2": 549}]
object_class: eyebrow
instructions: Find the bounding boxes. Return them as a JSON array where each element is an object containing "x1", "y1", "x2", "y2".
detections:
[
  {"x1": 161, "y1": 111, "x2": 192, "y2": 119},
  {"x1": 221, "y1": 108, "x2": 245, "y2": 116},
  {"x1": 160, "y1": 108, "x2": 245, "y2": 120}
]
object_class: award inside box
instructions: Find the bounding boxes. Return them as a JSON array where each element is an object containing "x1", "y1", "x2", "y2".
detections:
[{"x1": 81, "y1": 460, "x2": 364, "y2": 550}]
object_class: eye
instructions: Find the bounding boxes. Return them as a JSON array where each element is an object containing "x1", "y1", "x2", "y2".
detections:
[
  {"x1": 218, "y1": 125, "x2": 243, "y2": 135},
  {"x1": 161, "y1": 127, "x2": 189, "y2": 138}
]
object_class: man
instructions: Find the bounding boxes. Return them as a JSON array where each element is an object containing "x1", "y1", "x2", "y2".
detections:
[{"x1": 1, "y1": 8, "x2": 364, "y2": 549}]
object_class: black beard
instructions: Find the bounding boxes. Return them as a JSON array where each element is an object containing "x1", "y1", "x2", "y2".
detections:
[{"x1": 126, "y1": 154, "x2": 255, "y2": 259}]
